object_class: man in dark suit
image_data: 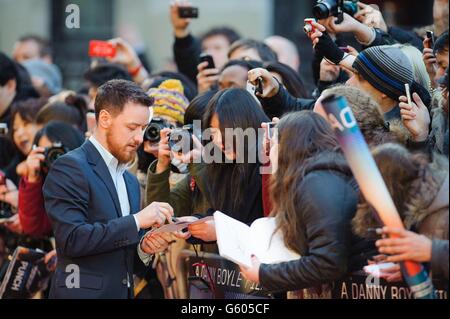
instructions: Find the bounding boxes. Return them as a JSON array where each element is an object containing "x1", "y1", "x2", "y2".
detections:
[{"x1": 43, "y1": 80, "x2": 174, "y2": 299}]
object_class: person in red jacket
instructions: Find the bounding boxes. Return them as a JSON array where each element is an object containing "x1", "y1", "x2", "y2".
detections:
[{"x1": 18, "y1": 121, "x2": 84, "y2": 237}]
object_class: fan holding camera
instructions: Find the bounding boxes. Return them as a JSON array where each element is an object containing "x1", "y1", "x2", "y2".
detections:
[
  {"x1": 143, "y1": 79, "x2": 191, "y2": 177},
  {"x1": 15, "y1": 121, "x2": 84, "y2": 238},
  {"x1": 305, "y1": 1, "x2": 396, "y2": 58}
]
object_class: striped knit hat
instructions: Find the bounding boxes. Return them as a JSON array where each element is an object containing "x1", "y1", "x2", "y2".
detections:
[
  {"x1": 353, "y1": 46, "x2": 414, "y2": 100},
  {"x1": 147, "y1": 79, "x2": 189, "y2": 125}
]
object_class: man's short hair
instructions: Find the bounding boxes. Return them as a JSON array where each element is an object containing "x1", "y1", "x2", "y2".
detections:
[
  {"x1": 434, "y1": 30, "x2": 449, "y2": 55},
  {"x1": 18, "y1": 35, "x2": 52, "y2": 58},
  {"x1": 94, "y1": 79, "x2": 154, "y2": 121}
]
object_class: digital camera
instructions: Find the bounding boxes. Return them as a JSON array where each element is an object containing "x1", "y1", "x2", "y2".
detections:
[
  {"x1": 43, "y1": 143, "x2": 68, "y2": 170},
  {"x1": 144, "y1": 117, "x2": 174, "y2": 143},
  {"x1": 168, "y1": 124, "x2": 200, "y2": 155},
  {"x1": 313, "y1": 0, "x2": 358, "y2": 23}
]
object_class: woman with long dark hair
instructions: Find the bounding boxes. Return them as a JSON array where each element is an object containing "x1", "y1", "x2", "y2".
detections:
[
  {"x1": 145, "y1": 88, "x2": 269, "y2": 243},
  {"x1": 240, "y1": 111, "x2": 373, "y2": 298}
]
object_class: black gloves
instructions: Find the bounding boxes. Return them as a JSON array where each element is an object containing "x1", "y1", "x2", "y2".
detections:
[{"x1": 315, "y1": 32, "x2": 346, "y2": 65}]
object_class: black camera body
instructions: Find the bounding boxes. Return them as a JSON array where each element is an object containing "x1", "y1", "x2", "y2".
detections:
[
  {"x1": 199, "y1": 53, "x2": 215, "y2": 70},
  {"x1": 178, "y1": 6, "x2": 199, "y2": 19},
  {"x1": 144, "y1": 117, "x2": 174, "y2": 143},
  {"x1": 313, "y1": 0, "x2": 358, "y2": 23},
  {"x1": 168, "y1": 124, "x2": 200, "y2": 155},
  {"x1": 43, "y1": 143, "x2": 68, "y2": 170}
]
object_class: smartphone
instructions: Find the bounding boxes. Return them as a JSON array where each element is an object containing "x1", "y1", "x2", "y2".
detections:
[
  {"x1": 426, "y1": 30, "x2": 435, "y2": 49},
  {"x1": 89, "y1": 40, "x2": 116, "y2": 58},
  {"x1": 405, "y1": 83, "x2": 412, "y2": 107},
  {"x1": 178, "y1": 6, "x2": 199, "y2": 19},
  {"x1": 255, "y1": 77, "x2": 263, "y2": 95},
  {"x1": 199, "y1": 53, "x2": 215, "y2": 70},
  {"x1": 246, "y1": 77, "x2": 263, "y2": 96},
  {"x1": 266, "y1": 122, "x2": 276, "y2": 140}
]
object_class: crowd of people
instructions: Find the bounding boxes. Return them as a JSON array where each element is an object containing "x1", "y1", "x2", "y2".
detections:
[{"x1": 0, "y1": 0, "x2": 448, "y2": 299}]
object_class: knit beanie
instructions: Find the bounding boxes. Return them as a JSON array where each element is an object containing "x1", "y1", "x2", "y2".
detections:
[
  {"x1": 147, "y1": 79, "x2": 189, "y2": 125},
  {"x1": 353, "y1": 46, "x2": 414, "y2": 100}
]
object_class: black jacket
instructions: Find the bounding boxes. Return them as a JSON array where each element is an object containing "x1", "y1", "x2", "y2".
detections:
[
  {"x1": 259, "y1": 152, "x2": 373, "y2": 293},
  {"x1": 173, "y1": 34, "x2": 202, "y2": 84},
  {"x1": 388, "y1": 26, "x2": 424, "y2": 51},
  {"x1": 260, "y1": 85, "x2": 316, "y2": 119}
]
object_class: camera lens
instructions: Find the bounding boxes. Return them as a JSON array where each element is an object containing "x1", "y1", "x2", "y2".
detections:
[
  {"x1": 313, "y1": 2, "x2": 331, "y2": 19},
  {"x1": 144, "y1": 123, "x2": 162, "y2": 143},
  {"x1": 168, "y1": 126, "x2": 194, "y2": 154},
  {"x1": 45, "y1": 147, "x2": 66, "y2": 168},
  {"x1": 343, "y1": 0, "x2": 358, "y2": 16},
  {"x1": 304, "y1": 24, "x2": 313, "y2": 34}
]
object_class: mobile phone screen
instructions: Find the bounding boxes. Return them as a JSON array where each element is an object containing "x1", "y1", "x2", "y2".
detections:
[{"x1": 89, "y1": 40, "x2": 116, "y2": 58}]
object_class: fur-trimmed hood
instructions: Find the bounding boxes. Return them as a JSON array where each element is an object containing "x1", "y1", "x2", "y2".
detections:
[{"x1": 352, "y1": 154, "x2": 449, "y2": 239}]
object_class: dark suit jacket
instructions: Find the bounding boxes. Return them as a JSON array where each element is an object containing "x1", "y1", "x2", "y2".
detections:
[{"x1": 43, "y1": 140, "x2": 142, "y2": 299}]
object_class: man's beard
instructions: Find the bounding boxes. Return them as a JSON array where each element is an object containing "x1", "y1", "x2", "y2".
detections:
[{"x1": 106, "y1": 131, "x2": 138, "y2": 165}]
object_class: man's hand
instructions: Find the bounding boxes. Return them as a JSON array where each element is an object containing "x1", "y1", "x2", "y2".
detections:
[
  {"x1": 170, "y1": 1, "x2": 193, "y2": 38},
  {"x1": 135, "y1": 202, "x2": 174, "y2": 230},
  {"x1": 399, "y1": 93, "x2": 431, "y2": 142},
  {"x1": 26, "y1": 146, "x2": 45, "y2": 183},
  {"x1": 376, "y1": 227, "x2": 433, "y2": 263},
  {"x1": 197, "y1": 61, "x2": 220, "y2": 94},
  {"x1": 140, "y1": 232, "x2": 174, "y2": 254},
  {"x1": 239, "y1": 255, "x2": 261, "y2": 283},
  {"x1": 248, "y1": 68, "x2": 280, "y2": 98}
]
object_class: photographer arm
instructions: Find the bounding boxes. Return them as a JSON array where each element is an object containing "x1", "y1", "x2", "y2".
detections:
[
  {"x1": 18, "y1": 177, "x2": 52, "y2": 237},
  {"x1": 248, "y1": 68, "x2": 315, "y2": 119},
  {"x1": 145, "y1": 160, "x2": 195, "y2": 218},
  {"x1": 171, "y1": 1, "x2": 202, "y2": 84}
]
